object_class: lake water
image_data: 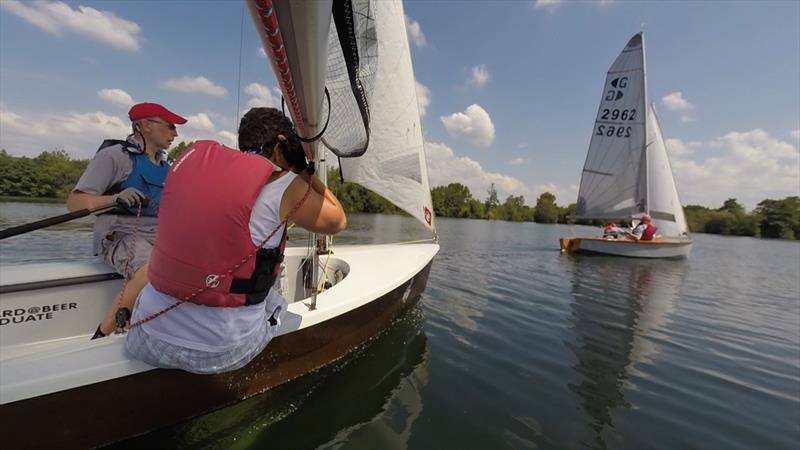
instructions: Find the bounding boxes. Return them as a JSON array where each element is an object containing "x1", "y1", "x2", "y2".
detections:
[{"x1": 1, "y1": 202, "x2": 799, "y2": 449}]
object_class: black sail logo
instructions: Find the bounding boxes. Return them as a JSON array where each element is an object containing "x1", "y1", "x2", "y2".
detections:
[{"x1": 604, "y1": 77, "x2": 628, "y2": 101}]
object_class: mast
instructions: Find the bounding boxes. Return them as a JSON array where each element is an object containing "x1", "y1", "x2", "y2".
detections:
[{"x1": 641, "y1": 32, "x2": 650, "y2": 216}]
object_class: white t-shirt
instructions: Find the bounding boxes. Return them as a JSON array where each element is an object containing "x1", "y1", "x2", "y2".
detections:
[{"x1": 131, "y1": 172, "x2": 297, "y2": 352}]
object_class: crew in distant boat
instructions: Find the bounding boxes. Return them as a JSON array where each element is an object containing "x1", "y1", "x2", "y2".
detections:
[
  {"x1": 602, "y1": 221, "x2": 627, "y2": 238},
  {"x1": 125, "y1": 107, "x2": 347, "y2": 374},
  {"x1": 66, "y1": 102, "x2": 187, "y2": 339},
  {"x1": 625, "y1": 214, "x2": 658, "y2": 242}
]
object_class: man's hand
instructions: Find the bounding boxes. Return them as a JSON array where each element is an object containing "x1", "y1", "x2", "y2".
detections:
[{"x1": 113, "y1": 187, "x2": 148, "y2": 208}]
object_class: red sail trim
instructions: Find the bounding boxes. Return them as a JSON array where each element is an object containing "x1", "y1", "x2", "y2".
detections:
[{"x1": 249, "y1": 0, "x2": 313, "y2": 158}]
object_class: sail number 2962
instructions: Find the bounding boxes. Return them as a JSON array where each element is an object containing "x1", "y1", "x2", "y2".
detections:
[
  {"x1": 596, "y1": 125, "x2": 631, "y2": 138},
  {"x1": 600, "y1": 108, "x2": 636, "y2": 121}
]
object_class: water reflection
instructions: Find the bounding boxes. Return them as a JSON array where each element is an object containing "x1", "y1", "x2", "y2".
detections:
[
  {"x1": 107, "y1": 304, "x2": 430, "y2": 450},
  {"x1": 565, "y1": 257, "x2": 689, "y2": 448}
]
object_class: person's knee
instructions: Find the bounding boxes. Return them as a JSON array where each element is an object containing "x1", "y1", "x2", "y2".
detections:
[{"x1": 131, "y1": 263, "x2": 149, "y2": 282}]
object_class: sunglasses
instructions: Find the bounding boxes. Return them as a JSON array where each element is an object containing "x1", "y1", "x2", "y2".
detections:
[{"x1": 145, "y1": 118, "x2": 176, "y2": 130}]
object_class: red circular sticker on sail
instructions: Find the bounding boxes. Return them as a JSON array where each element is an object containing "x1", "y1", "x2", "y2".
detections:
[{"x1": 423, "y1": 206, "x2": 432, "y2": 225}]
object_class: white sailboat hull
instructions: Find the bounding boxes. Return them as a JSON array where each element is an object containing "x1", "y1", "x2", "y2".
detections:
[
  {"x1": 0, "y1": 242, "x2": 438, "y2": 449},
  {"x1": 560, "y1": 236, "x2": 692, "y2": 259}
]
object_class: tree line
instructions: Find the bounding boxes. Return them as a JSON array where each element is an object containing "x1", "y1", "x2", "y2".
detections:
[{"x1": 1, "y1": 148, "x2": 797, "y2": 240}]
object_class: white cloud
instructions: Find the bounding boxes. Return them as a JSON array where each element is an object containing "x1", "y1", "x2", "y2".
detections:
[
  {"x1": 0, "y1": 106, "x2": 130, "y2": 158},
  {"x1": 244, "y1": 82, "x2": 282, "y2": 109},
  {"x1": 468, "y1": 64, "x2": 491, "y2": 88},
  {"x1": 664, "y1": 138, "x2": 697, "y2": 157},
  {"x1": 424, "y1": 140, "x2": 575, "y2": 204},
  {"x1": 415, "y1": 81, "x2": 430, "y2": 117},
  {"x1": 662, "y1": 91, "x2": 694, "y2": 111},
  {"x1": 405, "y1": 15, "x2": 427, "y2": 47},
  {"x1": 97, "y1": 88, "x2": 134, "y2": 107},
  {"x1": 259, "y1": 47, "x2": 267, "y2": 58},
  {"x1": 599, "y1": 0, "x2": 616, "y2": 6},
  {"x1": 184, "y1": 113, "x2": 215, "y2": 132},
  {"x1": 440, "y1": 104, "x2": 496, "y2": 147},
  {"x1": 666, "y1": 129, "x2": 799, "y2": 209},
  {"x1": 508, "y1": 157, "x2": 525, "y2": 166},
  {"x1": 0, "y1": 0, "x2": 141, "y2": 51},
  {"x1": 216, "y1": 130, "x2": 238, "y2": 148},
  {"x1": 533, "y1": 0, "x2": 562, "y2": 10},
  {"x1": 516, "y1": 143, "x2": 529, "y2": 149},
  {"x1": 161, "y1": 76, "x2": 227, "y2": 97},
  {"x1": 790, "y1": 129, "x2": 799, "y2": 143}
]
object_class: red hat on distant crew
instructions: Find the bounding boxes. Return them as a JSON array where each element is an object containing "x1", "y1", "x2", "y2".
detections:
[{"x1": 129, "y1": 102, "x2": 187, "y2": 124}]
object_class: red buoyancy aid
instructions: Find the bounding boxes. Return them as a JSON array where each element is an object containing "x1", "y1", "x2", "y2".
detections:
[
  {"x1": 148, "y1": 140, "x2": 275, "y2": 307},
  {"x1": 641, "y1": 223, "x2": 658, "y2": 241}
]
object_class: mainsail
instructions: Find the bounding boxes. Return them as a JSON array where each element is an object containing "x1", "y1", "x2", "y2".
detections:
[{"x1": 575, "y1": 33, "x2": 648, "y2": 220}]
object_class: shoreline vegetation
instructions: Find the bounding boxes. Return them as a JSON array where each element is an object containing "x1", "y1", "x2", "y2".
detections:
[{"x1": 1, "y1": 147, "x2": 798, "y2": 240}]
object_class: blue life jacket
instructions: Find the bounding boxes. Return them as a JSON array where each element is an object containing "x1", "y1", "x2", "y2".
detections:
[{"x1": 99, "y1": 139, "x2": 168, "y2": 217}]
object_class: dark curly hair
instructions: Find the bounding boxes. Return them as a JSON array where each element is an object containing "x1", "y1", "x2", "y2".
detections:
[{"x1": 237, "y1": 107, "x2": 295, "y2": 154}]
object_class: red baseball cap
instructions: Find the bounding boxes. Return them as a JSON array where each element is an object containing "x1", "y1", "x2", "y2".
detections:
[{"x1": 128, "y1": 102, "x2": 187, "y2": 124}]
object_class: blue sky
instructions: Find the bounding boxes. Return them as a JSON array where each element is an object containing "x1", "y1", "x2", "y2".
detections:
[{"x1": 1, "y1": 0, "x2": 798, "y2": 210}]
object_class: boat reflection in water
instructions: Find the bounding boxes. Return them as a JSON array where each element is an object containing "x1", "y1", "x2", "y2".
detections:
[
  {"x1": 109, "y1": 304, "x2": 430, "y2": 449},
  {"x1": 565, "y1": 256, "x2": 688, "y2": 448}
]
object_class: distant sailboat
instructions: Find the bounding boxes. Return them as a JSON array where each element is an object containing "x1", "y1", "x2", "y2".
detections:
[
  {"x1": 0, "y1": 1, "x2": 438, "y2": 448},
  {"x1": 560, "y1": 33, "x2": 692, "y2": 259}
]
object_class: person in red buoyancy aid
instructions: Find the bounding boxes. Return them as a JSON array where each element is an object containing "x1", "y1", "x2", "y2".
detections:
[
  {"x1": 124, "y1": 107, "x2": 346, "y2": 374},
  {"x1": 627, "y1": 214, "x2": 658, "y2": 241}
]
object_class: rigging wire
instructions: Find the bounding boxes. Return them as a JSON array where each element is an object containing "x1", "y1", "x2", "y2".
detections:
[{"x1": 235, "y1": 0, "x2": 245, "y2": 128}]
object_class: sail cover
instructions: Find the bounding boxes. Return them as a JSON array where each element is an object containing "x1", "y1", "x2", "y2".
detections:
[
  {"x1": 337, "y1": 0, "x2": 435, "y2": 232},
  {"x1": 575, "y1": 33, "x2": 648, "y2": 220},
  {"x1": 646, "y1": 104, "x2": 689, "y2": 236}
]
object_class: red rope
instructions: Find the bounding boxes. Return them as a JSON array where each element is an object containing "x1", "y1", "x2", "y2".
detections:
[
  {"x1": 127, "y1": 179, "x2": 313, "y2": 330},
  {"x1": 112, "y1": 205, "x2": 142, "y2": 332}
]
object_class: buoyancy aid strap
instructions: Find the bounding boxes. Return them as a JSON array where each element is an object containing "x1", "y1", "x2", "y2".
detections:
[
  {"x1": 229, "y1": 225, "x2": 289, "y2": 305},
  {"x1": 97, "y1": 139, "x2": 139, "y2": 153}
]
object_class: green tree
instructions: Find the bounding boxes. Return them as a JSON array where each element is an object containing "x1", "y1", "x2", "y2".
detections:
[
  {"x1": 485, "y1": 183, "x2": 500, "y2": 219},
  {"x1": 430, "y1": 183, "x2": 473, "y2": 217},
  {"x1": 534, "y1": 192, "x2": 559, "y2": 223},
  {"x1": 755, "y1": 197, "x2": 799, "y2": 239},
  {"x1": 167, "y1": 141, "x2": 193, "y2": 162}
]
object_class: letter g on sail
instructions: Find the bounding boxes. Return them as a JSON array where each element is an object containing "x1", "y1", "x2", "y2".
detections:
[{"x1": 205, "y1": 274, "x2": 221, "y2": 289}]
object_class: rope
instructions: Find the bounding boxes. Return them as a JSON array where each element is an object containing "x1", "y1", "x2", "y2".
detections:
[
  {"x1": 235, "y1": 0, "x2": 246, "y2": 127},
  {"x1": 317, "y1": 235, "x2": 334, "y2": 292},
  {"x1": 127, "y1": 179, "x2": 314, "y2": 330},
  {"x1": 112, "y1": 204, "x2": 142, "y2": 333}
]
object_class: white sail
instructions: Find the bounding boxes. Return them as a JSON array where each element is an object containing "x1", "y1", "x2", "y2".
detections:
[
  {"x1": 575, "y1": 33, "x2": 648, "y2": 220},
  {"x1": 337, "y1": 0, "x2": 435, "y2": 233},
  {"x1": 646, "y1": 103, "x2": 689, "y2": 236}
]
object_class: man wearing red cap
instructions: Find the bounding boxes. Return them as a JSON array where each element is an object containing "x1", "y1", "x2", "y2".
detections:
[{"x1": 67, "y1": 102, "x2": 187, "y2": 339}]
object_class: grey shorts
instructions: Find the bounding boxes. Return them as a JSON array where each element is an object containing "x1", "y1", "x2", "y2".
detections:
[{"x1": 101, "y1": 232, "x2": 154, "y2": 279}]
